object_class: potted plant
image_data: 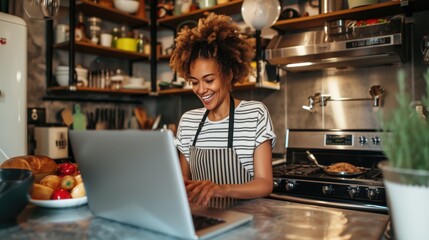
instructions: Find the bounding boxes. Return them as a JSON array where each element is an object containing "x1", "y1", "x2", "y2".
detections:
[{"x1": 379, "y1": 68, "x2": 429, "y2": 240}]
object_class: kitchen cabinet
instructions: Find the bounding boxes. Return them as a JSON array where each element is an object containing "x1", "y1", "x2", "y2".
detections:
[{"x1": 45, "y1": 0, "x2": 152, "y2": 103}]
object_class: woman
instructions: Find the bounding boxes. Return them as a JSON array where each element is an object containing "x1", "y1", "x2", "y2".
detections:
[{"x1": 170, "y1": 13, "x2": 276, "y2": 206}]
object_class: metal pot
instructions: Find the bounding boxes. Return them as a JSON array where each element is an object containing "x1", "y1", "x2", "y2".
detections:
[
  {"x1": 306, "y1": 151, "x2": 367, "y2": 177},
  {"x1": 319, "y1": 0, "x2": 345, "y2": 14},
  {"x1": 325, "y1": 19, "x2": 351, "y2": 36}
]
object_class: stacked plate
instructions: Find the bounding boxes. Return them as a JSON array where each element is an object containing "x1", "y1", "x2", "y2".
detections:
[
  {"x1": 55, "y1": 66, "x2": 88, "y2": 87},
  {"x1": 122, "y1": 77, "x2": 148, "y2": 90}
]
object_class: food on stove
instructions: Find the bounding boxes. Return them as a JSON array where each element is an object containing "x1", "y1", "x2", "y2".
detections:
[
  {"x1": 60, "y1": 175, "x2": 76, "y2": 190},
  {"x1": 71, "y1": 182, "x2": 86, "y2": 198},
  {"x1": 51, "y1": 188, "x2": 72, "y2": 200},
  {"x1": 40, "y1": 175, "x2": 61, "y2": 189},
  {"x1": 32, "y1": 183, "x2": 54, "y2": 200},
  {"x1": 57, "y1": 162, "x2": 77, "y2": 176},
  {"x1": 326, "y1": 162, "x2": 361, "y2": 173}
]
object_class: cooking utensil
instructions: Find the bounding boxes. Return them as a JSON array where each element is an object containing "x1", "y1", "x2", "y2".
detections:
[
  {"x1": 24, "y1": 0, "x2": 60, "y2": 20},
  {"x1": 152, "y1": 115, "x2": 161, "y2": 130},
  {"x1": 61, "y1": 109, "x2": 73, "y2": 127},
  {"x1": 72, "y1": 104, "x2": 87, "y2": 130},
  {"x1": 306, "y1": 151, "x2": 367, "y2": 177},
  {"x1": 134, "y1": 107, "x2": 147, "y2": 129}
]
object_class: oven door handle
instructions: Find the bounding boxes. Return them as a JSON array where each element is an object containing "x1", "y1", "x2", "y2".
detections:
[{"x1": 269, "y1": 193, "x2": 388, "y2": 213}]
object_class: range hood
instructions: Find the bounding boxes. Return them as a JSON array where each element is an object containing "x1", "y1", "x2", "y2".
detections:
[{"x1": 265, "y1": 18, "x2": 406, "y2": 72}]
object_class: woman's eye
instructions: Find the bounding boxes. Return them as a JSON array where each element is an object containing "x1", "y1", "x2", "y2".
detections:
[
  {"x1": 205, "y1": 79, "x2": 214, "y2": 84},
  {"x1": 191, "y1": 81, "x2": 198, "y2": 86}
]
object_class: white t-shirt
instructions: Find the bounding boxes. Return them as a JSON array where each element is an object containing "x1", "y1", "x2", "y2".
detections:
[{"x1": 174, "y1": 100, "x2": 276, "y2": 177}]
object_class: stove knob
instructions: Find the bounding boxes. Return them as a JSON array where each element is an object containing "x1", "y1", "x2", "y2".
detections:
[
  {"x1": 273, "y1": 179, "x2": 280, "y2": 189},
  {"x1": 358, "y1": 136, "x2": 367, "y2": 145},
  {"x1": 285, "y1": 181, "x2": 295, "y2": 191},
  {"x1": 322, "y1": 185, "x2": 333, "y2": 195},
  {"x1": 367, "y1": 188, "x2": 379, "y2": 200},
  {"x1": 371, "y1": 136, "x2": 381, "y2": 145},
  {"x1": 348, "y1": 186, "x2": 360, "y2": 198}
]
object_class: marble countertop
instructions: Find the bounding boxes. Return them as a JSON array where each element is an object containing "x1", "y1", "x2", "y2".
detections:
[{"x1": 0, "y1": 198, "x2": 389, "y2": 240}]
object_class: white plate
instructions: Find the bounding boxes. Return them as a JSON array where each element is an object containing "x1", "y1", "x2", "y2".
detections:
[
  {"x1": 30, "y1": 197, "x2": 88, "y2": 209},
  {"x1": 121, "y1": 84, "x2": 148, "y2": 90}
]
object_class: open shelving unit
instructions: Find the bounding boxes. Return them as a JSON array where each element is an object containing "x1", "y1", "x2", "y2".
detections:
[
  {"x1": 46, "y1": 0, "x2": 429, "y2": 102},
  {"x1": 272, "y1": 0, "x2": 429, "y2": 32}
]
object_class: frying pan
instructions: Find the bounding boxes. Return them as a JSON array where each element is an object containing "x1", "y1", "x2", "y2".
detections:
[{"x1": 306, "y1": 151, "x2": 367, "y2": 177}]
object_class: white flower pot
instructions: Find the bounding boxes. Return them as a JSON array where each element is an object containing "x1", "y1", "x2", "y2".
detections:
[{"x1": 379, "y1": 161, "x2": 429, "y2": 240}]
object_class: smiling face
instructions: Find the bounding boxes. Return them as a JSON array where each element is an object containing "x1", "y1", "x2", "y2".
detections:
[{"x1": 189, "y1": 58, "x2": 232, "y2": 115}]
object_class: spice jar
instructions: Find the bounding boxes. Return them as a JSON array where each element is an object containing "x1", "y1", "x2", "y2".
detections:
[
  {"x1": 87, "y1": 17, "x2": 102, "y2": 44},
  {"x1": 136, "y1": 33, "x2": 145, "y2": 53},
  {"x1": 111, "y1": 27, "x2": 120, "y2": 48}
]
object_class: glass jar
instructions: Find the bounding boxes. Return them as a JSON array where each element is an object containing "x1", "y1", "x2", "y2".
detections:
[
  {"x1": 136, "y1": 33, "x2": 144, "y2": 53},
  {"x1": 87, "y1": 17, "x2": 102, "y2": 44},
  {"x1": 55, "y1": 24, "x2": 69, "y2": 43},
  {"x1": 111, "y1": 27, "x2": 120, "y2": 48}
]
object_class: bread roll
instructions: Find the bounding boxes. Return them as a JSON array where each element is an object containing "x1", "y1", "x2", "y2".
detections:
[
  {"x1": 0, "y1": 155, "x2": 57, "y2": 174},
  {"x1": 40, "y1": 175, "x2": 61, "y2": 189},
  {"x1": 32, "y1": 183, "x2": 54, "y2": 200},
  {"x1": 71, "y1": 182, "x2": 86, "y2": 198}
]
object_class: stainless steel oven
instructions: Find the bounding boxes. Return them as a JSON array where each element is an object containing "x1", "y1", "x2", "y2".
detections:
[{"x1": 270, "y1": 129, "x2": 388, "y2": 213}]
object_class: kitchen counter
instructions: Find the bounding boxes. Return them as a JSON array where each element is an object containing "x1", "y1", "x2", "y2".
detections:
[{"x1": 0, "y1": 198, "x2": 389, "y2": 240}]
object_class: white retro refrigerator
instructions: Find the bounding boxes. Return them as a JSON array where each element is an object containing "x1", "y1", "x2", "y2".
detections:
[{"x1": 0, "y1": 12, "x2": 27, "y2": 163}]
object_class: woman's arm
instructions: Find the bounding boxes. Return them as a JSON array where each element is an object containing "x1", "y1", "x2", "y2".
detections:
[
  {"x1": 179, "y1": 152, "x2": 191, "y2": 181},
  {"x1": 186, "y1": 140, "x2": 273, "y2": 205}
]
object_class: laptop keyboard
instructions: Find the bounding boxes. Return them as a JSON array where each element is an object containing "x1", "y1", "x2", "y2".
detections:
[{"x1": 192, "y1": 214, "x2": 225, "y2": 231}]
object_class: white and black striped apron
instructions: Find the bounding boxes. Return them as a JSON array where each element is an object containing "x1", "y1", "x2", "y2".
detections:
[{"x1": 189, "y1": 96, "x2": 252, "y2": 207}]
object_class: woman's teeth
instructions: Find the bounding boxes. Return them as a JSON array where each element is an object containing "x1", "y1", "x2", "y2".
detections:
[{"x1": 202, "y1": 94, "x2": 213, "y2": 102}]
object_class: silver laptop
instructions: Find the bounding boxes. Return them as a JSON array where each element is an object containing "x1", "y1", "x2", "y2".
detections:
[{"x1": 69, "y1": 130, "x2": 252, "y2": 239}]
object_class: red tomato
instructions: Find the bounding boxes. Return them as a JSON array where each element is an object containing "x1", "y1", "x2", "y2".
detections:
[
  {"x1": 365, "y1": 19, "x2": 378, "y2": 25},
  {"x1": 57, "y1": 163, "x2": 76, "y2": 176},
  {"x1": 50, "y1": 189, "x2": 72, "y2": 200}
]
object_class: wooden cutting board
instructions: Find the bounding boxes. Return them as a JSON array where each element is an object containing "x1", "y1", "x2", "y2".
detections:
[{"x1": 72, "y1": 104, "x2": 87, "y2": 130}]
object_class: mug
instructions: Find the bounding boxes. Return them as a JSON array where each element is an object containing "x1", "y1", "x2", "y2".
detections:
[{"x1": 100, "y1": 33, "x2": 113, "y2": 47}]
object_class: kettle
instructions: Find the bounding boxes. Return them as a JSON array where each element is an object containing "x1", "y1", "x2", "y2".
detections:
[{"x1": 24, "y1": 0, "x2": 60, "y2": 20}]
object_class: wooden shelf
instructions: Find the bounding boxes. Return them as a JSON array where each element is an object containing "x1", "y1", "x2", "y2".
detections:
[
  {"x1": 47, "y1": 86, "x2": 150, "y2": 95},
  {"x1": 158, "y1": 54, "x2": 171, "y2": 61},
  {"x1": 77, "y1": 0, "x2": 149, "y2": 27},
  {"x1": 45, "y1": 86, "x2": 150, "y2": 103},
  {"x1": 272, "y1": 1, "x2": 429, "y2": 32},
  {"x1": 54, "y1": 41, "x2": 149, "y2": 60},
  {"x1": 154, "y1": 81, "x2": 279, "y2": 95},
  {"x1": 158, "y1": 0, "x2": 243, "y2": 30}
]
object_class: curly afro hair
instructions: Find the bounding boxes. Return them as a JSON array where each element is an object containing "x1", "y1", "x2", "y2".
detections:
[{"x1": 169, "y1": 13, "x2": 254, "y2": 87}]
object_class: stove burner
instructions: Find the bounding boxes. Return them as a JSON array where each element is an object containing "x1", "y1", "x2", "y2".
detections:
[
  {"x1": 274, "y1": 165, "x2": 321, "y2": 176},
  {"x1": 272, "y1": 129, "x2": 388, "y2": 212}
]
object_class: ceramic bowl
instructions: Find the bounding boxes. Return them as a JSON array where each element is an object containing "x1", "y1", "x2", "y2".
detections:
[
  {"x1": 113, "y1": 0, "x2": 140, "y2": 13},
  {"x1": 117, "y1": 37, "x2": 137, "y2": 52},
  {"x1": 0, "y1": 169, "x2": 34, "y2": 224},
  {"x1": 55, "y1": 73, "x2": 69, "y2": 86}
]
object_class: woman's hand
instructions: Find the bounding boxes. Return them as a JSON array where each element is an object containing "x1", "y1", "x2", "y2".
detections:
[{"x1": 185, "y1": 179, "x2": 229, "y2": 206}]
